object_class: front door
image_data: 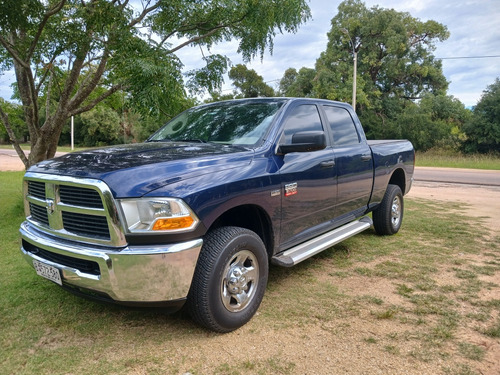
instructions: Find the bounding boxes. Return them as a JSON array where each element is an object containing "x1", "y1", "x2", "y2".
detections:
[
  {"x1": 322, "y1": 105, "x2": 373, "y2": 221},
  {"x1": 277, "y1": 103, "x2": 337, "y2": 249}
]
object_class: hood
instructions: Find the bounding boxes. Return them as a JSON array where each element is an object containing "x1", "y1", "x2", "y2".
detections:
[{"x1": 29, "y1": 142, "x2": 253, "y2": 197}]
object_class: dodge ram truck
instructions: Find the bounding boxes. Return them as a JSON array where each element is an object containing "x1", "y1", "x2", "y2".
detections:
[{"x1": 20, "y1": 98, "x2": 414, "y2": 332}]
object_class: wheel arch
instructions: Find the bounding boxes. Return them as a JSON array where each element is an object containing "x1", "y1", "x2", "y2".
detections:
[
  {"x1": 208, "y1": 204, "x2": 275, "y2": 259},
  {"x1": 388, "y1": 168, "x2": 406, "y2": 195}
]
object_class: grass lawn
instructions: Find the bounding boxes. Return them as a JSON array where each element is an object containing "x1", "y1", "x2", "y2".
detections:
[
  {"x1": 416, "y1": 150, "x2": 500, "y2": 170},
  {"x1": 1, "y1": 172, "x2": 499, "y2": 375}
]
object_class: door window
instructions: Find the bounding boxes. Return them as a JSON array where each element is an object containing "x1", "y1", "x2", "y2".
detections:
[
  {"x1": 323, "y1": 106, "x2": 360, "y2": 146},
  {"x1": 282, "y1": 104, "x2": 323, "y2": 144}
]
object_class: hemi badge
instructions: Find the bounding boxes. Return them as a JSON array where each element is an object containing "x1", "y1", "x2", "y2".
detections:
[
  {"x1": 284, "y1": 182, "x2": 298, "y2": 197},
  {"x1": 271, "y1": 190, "x2": 281, "y2": 197}
]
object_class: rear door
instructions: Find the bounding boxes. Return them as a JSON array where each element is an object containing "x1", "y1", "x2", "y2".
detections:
[
  {"x1": 277, "y1": 102, "x2": 337, "y2": 249},
  {"x1": 321, "y1": 105, "x2": 373, "y2": 220}
]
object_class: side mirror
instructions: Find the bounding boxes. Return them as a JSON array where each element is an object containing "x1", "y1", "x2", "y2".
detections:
[{"x1": 277, "y1": 131, "x2": 327, "y2": 155}]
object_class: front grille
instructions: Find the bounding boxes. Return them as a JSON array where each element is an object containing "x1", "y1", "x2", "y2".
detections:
[
  {"x1": 24, "y1": 174, "x2": 124, "y2": 246},
  {"x1": 59, "y1": 185, "x2": 104, "y2": 208},
  {"x1": 28, "y1": 181, "x2": 46, "y2": 200},
  {"x1": 23, "y1": 240, "x2": 100, "y2": 276},
  {"x1": 29, "y1": 202, "x2": 49, "y2": 226},
  {"x1": 62, "y1": 211, "x2": 110, "y2": 240}
]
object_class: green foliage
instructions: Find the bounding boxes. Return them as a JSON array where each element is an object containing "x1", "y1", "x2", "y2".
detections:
[
  {"x1": 185, "y1": 54, "x2": 230, "y2": 97},
  {"x1": 463, "y1": 78, "x2": 500, "y2": 153},
  {"x1": 358, "y1": 94, "x2": 470, "y2": 151},
  {"x1": 0, "y1": 98, "x2": 27, "y2": 142},
  {"x1": 278, "y1": 67, "x2": 315, "y2": 97},
  {"x1": 228, "y1": 64, "x2": 275, "y2": 97},
  {"x1": 79, "y1": 106, "x2": 121, "y2": 147}
]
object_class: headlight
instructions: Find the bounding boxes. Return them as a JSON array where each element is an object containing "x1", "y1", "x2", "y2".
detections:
[{"x1": 118, "y1": 198, "x2": 199, "y2": 233}]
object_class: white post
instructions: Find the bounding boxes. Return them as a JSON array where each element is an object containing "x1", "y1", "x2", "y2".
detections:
[
  {"x1": 341, "y1": 28, "x2": 357, "y2": 112},
  {"x1": 352, "y1": 51, "x2": 357, "y2": 111},
  {"x1": 71, "y1": 116, "x2": 74, "y2": 150}
]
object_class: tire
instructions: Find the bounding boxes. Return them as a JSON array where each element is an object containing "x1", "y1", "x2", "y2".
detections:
[
  {"x1": 187, "y1": 226, "x2": 269, "y2": 333},
  {"x1": 372, "y1": 184, "x2": 404, "y2": 235}
]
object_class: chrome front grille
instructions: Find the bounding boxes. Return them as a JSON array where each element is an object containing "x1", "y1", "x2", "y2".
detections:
[
  {"x1": 28, "y1": 181, "x2": 46, "y2": 199},
  {"x1": 29, "y1": 202, "x2": 49, "y2": 226},
  {"x1": 61, "y1": 211, "x2": 110, "y2": 239},
  {"x1": 59, "y1": 185, "x2": 104, "y2": 209},
  {"x1": 24, "y1": 173, "x2": 126, "y2": 246}
]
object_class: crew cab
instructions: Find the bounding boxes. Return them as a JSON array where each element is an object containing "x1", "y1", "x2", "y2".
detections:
[{"x1": 20, "y1": 98, "x2": 414, "y2": 332}]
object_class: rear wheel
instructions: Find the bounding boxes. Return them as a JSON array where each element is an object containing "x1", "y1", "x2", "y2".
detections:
[
  {"x1": 373, "y1": 184, "x2": 404, "y2": 235},
  {"x1": 187, "y1": 226, "x2": 268, "y2": 332}
]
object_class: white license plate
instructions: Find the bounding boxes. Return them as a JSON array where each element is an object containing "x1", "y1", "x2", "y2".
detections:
[{"x1": 33, "y1": 259, "x2": 62, "y2": 286}]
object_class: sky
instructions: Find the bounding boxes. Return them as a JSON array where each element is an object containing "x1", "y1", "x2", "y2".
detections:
[{"x1": 1, "y1": 0, "x2": 499, "y2": 107}]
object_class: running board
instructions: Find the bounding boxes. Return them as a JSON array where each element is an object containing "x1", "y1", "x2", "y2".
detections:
[{"x1": 271, "y1": 217, "x2": 373, "y2": 267}]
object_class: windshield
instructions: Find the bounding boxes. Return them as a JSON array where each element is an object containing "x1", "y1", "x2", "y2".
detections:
[{"x1": 148, "y1": 100, "x2": 285, "y2": 146}]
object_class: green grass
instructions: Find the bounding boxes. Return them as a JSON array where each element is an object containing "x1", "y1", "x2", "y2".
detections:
[
  {"x1": 1, "y1": 171, "x2": 499, "y2": 374},
  {"x1": 416, "y1": 149, "x2": 500, "y2": 170}
]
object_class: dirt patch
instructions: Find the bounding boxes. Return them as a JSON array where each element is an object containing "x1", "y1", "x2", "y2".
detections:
[
  {"x1": 409, "y1": 181, "x2": 500, "y2": 238},
  {"x1": 0, "y1": 150, "x2": 26, "y2": 171}
]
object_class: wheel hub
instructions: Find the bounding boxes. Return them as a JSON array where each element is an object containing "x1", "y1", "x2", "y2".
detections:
[
  {"x1": 221, "y1": 250, "x2": 259, "y2": 312},
  {"x1": 227, "y1": 267, "x2": 248, "y2": 294},
  {"x1": 391, "y1": 196, "x2": 401, "y2": 226}
]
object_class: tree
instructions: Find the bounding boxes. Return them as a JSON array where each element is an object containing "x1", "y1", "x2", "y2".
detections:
[
  {"x1": 368, "y1": 94, "x2": 470, "y2": 151},
  {"x1": 228, "y1": 64, "x2": 275, "y2": 97},
  {"x1": 279, "y1": 67, "x2": 315, "y2": 97},
  {"x1": 0, "y1": 98, "x2": 26, "y2": 142},
  {"x1": 0, "y1": 0, "x2": 310, "y2": 168},
  {"x1": 463, "y1": 78, "x2": 500, "y2": 153},
  {"x1": 79, "y1": 105, "x2": 121, "y2": 147},
  {"x1": 314, "y1": 0, "x2": 449, "y2": 114}
]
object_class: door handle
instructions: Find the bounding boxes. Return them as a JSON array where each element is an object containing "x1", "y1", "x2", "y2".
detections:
[
  {"x1": 361, "y1": 154, "x2": 372, "y2": 162},
  {"x1": 320, "y1": 160, "x2": 336, "y2": 168}
]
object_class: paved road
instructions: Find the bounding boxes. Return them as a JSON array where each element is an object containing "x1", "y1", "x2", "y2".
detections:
[{"x1": 415, "y1": 166, "x2": 500, "y2": 187}]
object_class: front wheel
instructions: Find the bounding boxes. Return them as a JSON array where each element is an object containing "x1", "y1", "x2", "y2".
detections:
[
  {"x1": 187, "y1": 226, "x2": 268, "y2": 333},
  {"x1": 372, "y1": 184, "x2": 404, "y2": 235}
]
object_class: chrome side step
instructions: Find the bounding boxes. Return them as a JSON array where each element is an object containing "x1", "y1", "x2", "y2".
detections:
[{"x1": 271, "y1": 217, "x2": 373, "y2": 267}]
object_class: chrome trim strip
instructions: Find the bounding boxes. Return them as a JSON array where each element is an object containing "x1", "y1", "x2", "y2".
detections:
[{"x1": 20, "y1": 221, "x2": 203, "y2": 302}]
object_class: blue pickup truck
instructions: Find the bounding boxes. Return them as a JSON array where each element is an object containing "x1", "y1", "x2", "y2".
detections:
[{"x1": 21, "y1": 98, "x2": 414, "y2": 332}]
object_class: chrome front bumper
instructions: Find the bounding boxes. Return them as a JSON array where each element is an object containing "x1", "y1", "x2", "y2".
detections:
[{"x1": 20, "y1": 221, "x2": 202, "y2": 304}]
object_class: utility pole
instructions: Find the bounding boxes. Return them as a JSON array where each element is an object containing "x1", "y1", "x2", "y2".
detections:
[{"x1": 341, "y1": 28, "x2": 357, "y2": 111}]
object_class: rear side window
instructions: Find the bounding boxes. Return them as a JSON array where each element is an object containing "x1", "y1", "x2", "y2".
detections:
[
  {"x1": 323, "y1": 106, "x2": 360, "y2": 146},
  {"x1": 282, "y1": 104, "x2": 323, "y2": 144}
]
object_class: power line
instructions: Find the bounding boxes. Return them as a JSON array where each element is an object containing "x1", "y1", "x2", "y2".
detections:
[{"x1": 436, "y1": 55, "x2": 500, "y2": 60}]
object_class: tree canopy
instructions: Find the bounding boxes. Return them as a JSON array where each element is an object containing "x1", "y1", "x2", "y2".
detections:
[
  {"x1": 0, "y1": 0, "x2": 310, "y2": 168},
  {"x1": 228, "y1": 64, "x2": 275, "y2": 98},
  {"x1": 279, "y1": 67, "x2": 315, "y2": 97},
  {"x1": 314, "y1": 0, "x2": 449, "y2": 111},
  {"x1": 463, "y1": 78, "x2": 500, "y2": 153}
]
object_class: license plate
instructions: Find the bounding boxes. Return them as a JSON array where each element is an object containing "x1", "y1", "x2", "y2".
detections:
[{"x1": 33, "y1": 259, "x2": 62, "y2": 286}]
